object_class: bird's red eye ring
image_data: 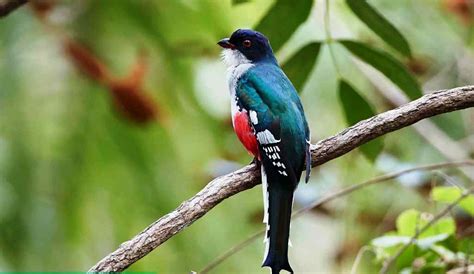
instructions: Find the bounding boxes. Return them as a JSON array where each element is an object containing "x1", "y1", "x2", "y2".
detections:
[{"x1": 243, "y1": 40, "x2": 252, "y2": 47}]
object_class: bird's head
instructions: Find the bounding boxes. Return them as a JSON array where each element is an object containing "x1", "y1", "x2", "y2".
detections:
[{"x1": 218, "y1": 29, "x2": 277, "y2": 67}]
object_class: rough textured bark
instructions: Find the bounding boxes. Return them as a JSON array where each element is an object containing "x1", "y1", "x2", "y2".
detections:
[
  {"x1": 0, "y1": 0, "x2": 28, "y2": 17},
  {"x1": 89, "y1": 85, "x2": 474, "y2": 272}
]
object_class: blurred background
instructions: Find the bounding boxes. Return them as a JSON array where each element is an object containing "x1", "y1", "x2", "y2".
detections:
[{"x1": 0, "y1": 0, "x2": 473, "y2": 273}]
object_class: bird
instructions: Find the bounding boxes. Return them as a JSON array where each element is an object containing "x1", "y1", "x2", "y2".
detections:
[{"x1": 218, "y1": 29, "x2": 311, "y2": 274}]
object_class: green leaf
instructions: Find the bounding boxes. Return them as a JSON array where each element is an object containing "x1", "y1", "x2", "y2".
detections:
[
  {"x1": 339, "y1": 40, "x2": 422, "y2": 100},
  {"x1": 232, "y1": 0, "x2": 250, "y2": 5},
  {"x1": 432, "y1": 186, "x2": 461, "y2": 202},
  {"x1": 431, "y1": 245, "x2": 457, "y2": 262},
  {"x1": 418, "y1": 263, "x2": 447, "y2": 274},
  {"x1": 255, "y1": 0, "x2": 313, "y2": 51},
  {"x1": 372, "y1": 234, "x2": 449, "y2": 250},
  {"x1": 396, "y1": 209, "x2": 420, "y2": 236},
  {"x1": 345, "y1": 0, "x2": 412, "y2": 57},
  {"x1": 417, "y1": 234, "x2": 449, "y2": 249},
  {"x1": 396, "y1": 209, "x2": 455, "y2": 238},
  {"x1": 431, "y1": 186, "x2": 474, "y2": 216},
  {"x1": 458, "y1": 238, "x2": 474, "y2": 255},
  {"x1": 338, "y1": 79, "x2": 383, "y2": 161},
  {"x1": 426, "y1": 218, "x2": 456, "y2": 237},
  {"x1": 372, "y1": 235, "x2": 410, "y2": 248},
  {"x1": 282, "y1": 42, "x2": 321, "y2": 92}
]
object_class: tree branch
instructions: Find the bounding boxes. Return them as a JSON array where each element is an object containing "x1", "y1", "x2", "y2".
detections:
[
  {"x1": 0, "y1": 0, "x2": 28, "y2": 18},
  {"x1": 89, "y1": 85, "x2": 474, "y2": 272}
]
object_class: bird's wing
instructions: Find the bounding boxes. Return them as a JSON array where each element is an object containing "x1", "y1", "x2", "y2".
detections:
[
  {"x1": 240, "y1": 66, "x2": 311, "y2": 181},
  {"x1": 235, "y1": 74, "x2": 297, "y2": 182}
]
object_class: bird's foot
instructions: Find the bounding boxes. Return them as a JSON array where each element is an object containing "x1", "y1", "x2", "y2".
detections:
[{"x1": 250, "y1": 157, "x2": 260, "y2": 168}]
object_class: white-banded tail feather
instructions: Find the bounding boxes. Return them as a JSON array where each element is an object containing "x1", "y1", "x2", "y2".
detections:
[{"x1": 261, "y1": 165, "x2": 271, "y2": 263}]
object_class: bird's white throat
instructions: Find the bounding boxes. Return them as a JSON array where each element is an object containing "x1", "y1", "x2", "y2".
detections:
[
  {"x1": 221, "y1": 48, "x2": 251, "y2": 68},
  {"x1": 221, "y1": 49, "x2": 254, "y2": 93}
]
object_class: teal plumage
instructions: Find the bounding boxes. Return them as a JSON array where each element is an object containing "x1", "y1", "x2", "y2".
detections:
[{"x1": 237, "y1": 64, "x2": 309, "y2": 176}]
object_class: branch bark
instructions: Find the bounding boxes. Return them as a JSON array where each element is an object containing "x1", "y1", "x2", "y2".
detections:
[
  {"x1": 0, "y1": 0, "x2": 28, "y2": 17},
  {"x1": 89, "y1": 85, "x2": 474, "y2": 272}
]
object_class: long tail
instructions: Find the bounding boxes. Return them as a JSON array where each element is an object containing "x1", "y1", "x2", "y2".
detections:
[{"x1": 261, "y1": 166, "x2": 295, "y2": 274}]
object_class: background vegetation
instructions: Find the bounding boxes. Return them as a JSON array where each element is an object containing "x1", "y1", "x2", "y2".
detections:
[{"x1": 0, "y1": 0, "x2": 472, "y2": 273}]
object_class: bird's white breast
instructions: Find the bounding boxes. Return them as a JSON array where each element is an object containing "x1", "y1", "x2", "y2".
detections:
[{"x1": 221, "y1": 49, "x2": 254, "y2": 125}]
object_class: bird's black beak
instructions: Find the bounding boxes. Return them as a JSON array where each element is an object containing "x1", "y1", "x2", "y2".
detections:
[{"x1": 217, "y1": 38, "x2": 235, "y2": 49}]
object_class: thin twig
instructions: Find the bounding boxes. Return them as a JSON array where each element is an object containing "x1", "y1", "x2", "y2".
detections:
[
  {"x1": 379, "y1": 186, "x2": 474, "y2": 274},
  {"x1": 198, "y1": 160, "x2": 474, "y2": 273},
  {"x1": 350, "y1": 246, "x2": 375, "y2": 274},
  {"x1": 89, "y1": 86, "x2": 474, "y2": 272},
  {"x1": 432, "y1": 170, "x2": 465, "y2": 190},
  {"x1": 199, "y1": 230, "x2": 265, "y2": 273},
  {"x1": 0, "y1": 0, "x2": 28, "y2": 17}
]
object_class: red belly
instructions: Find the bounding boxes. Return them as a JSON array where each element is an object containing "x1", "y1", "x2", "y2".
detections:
[{"x1": 233, "y1": 111, "x2": 260, "y2": 159}]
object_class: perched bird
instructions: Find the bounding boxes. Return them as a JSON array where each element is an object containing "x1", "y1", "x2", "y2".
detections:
[{"x1": 218, "y1": 29, "x2": 311, "y2": 274}]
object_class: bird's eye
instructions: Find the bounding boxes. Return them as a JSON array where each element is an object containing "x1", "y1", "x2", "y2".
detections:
[{"x1": 243, "y1": 40, "x2": 252, "y2": 48}]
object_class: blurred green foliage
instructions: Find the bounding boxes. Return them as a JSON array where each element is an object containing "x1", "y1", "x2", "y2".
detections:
[
  {"x1": 282, "y1": 42, "x2": 321, "y2": 92},
  {"x1": 371, "y1": 186, "x2": 474, "y2": 273},
  {"x1": 345, "y1": 0, "x2": 412, "y2": 57},
  {"x1": 0, "y1": 0, "x2": 472, "y2": 273}
]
